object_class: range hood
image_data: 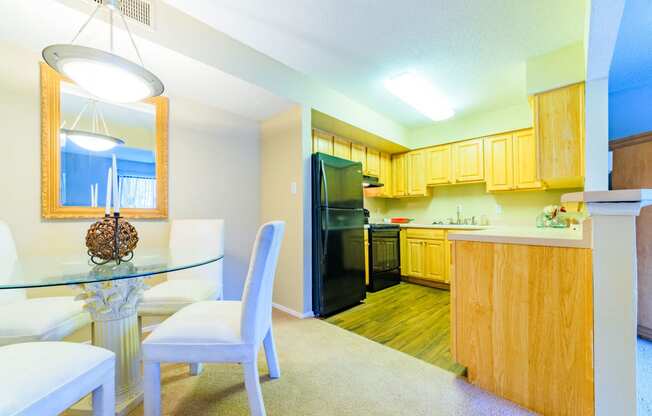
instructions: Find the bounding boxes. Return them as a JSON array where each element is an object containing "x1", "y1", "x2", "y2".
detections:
[{"x1": 362, "y1": 175, "x2": 384, "y2": 188}]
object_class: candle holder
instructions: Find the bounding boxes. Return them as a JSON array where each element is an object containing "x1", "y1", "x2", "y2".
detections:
[{"x1": 86, "y1": 213, "x2": 139, "y2": 265}]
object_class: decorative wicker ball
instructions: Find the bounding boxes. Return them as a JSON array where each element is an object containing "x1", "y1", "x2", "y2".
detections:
[{"x1": 86, "y1": 216, "x2": 139, "y2": 263}]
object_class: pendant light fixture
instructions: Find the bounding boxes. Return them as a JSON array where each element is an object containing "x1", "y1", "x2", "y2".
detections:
[
  {"x1": 43, "y1": 0, "x2": 164, "y2": 103},
  {"x1": 62, "y1": 99, "x2": 125, "y2": 152}
]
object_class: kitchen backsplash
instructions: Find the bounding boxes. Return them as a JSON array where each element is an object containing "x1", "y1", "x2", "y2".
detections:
[{"x1": 364, "y1": 183, "x2": 583, "y2": 226}]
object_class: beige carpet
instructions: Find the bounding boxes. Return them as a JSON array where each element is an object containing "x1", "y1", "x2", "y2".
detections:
[{"x1": 127, "y1": 310, "x2": 534, "y2": 416}]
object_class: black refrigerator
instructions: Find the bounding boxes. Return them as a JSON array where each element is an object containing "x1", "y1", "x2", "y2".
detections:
[{"x1": 312, "y1": 153, "x2": 366, "y2": 317}]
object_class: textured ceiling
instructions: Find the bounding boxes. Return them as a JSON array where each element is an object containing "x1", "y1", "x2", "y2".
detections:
[{"x1": 164, "y1": 0, "x2": 586, "y2": 127}]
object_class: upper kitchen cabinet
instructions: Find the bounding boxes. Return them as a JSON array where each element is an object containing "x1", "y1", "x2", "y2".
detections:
[
  {"x1": 513, "y1": 129, "x2": 542, "y2": 190},
  {"x1": 484, "y1": 133, "x2": 514, "y2": 191},
  {"x1": 392, "y1": 153, "x2": 407, "y2": 197},
  {"x1": 426, "y1": 145, "x2": 453, "y2": 186},
  {"x1": 333, "y1": 135, "x2": 352, "y2": 160},
  {"x1": 453, "y1": 138, "x2": 484, "y2": 183},
  {"x1": 366, "y1": 148, "x2": 381, "y2": 177},
  {"x1": 406, "y1": 150, "x2": 428, "y2": 197},
  {"x1": 377, "y1": 152, "x2": 393, "y2": 197},
  {"x1": 351, "y1": 143, "x2": 367, "y2": 173},
  {"x1": 532, "y1": 82, "x2": 585, "y2": 188},
  {"x1": 484, "y1": 129, "x2": 542, "y2": 192},
  {"x1": 312, "y1": 129, "x2": 334, "y2": 155}
]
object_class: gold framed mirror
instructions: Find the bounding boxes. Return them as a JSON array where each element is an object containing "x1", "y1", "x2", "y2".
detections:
[{"x1": 40, "y1": 63, "x2": 168, "y2": 219}]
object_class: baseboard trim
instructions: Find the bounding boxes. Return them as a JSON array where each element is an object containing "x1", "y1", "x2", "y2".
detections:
[
  {"x1": 273, "y1": 303, "x2": 314, "y2": 319},
  {"x1": 402, "y1": 276, "x2": 450, "y2": 290}
]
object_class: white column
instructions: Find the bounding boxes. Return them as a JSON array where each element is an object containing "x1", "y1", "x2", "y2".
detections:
[
  {"x1": 563, "y1": 190, "x2": 652, "y2": 416},
  {"x1": 589, "y1": 206, "x2": 639, "y2": 416},
  {"x1": 74, "y1": 277, "x2": 146, "y2": 416}
]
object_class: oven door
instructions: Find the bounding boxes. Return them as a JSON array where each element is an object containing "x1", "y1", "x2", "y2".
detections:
[{"x1": 370, "y1": 229, "x2": 400, "y2": 273}]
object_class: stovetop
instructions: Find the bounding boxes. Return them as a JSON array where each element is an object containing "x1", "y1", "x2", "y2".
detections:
[{"x1": 368, "y1": 223, "x2": 400, "y2": 230}]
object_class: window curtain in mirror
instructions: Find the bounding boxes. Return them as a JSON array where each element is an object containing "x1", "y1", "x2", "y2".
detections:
[{"x1": 119, "y1": 176, "x2": 157, "y2": 209}]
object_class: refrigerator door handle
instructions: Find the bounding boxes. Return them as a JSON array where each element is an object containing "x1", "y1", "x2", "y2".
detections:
[{"x1": 320, "y1": 160, "x2": 329, "y2": 260}]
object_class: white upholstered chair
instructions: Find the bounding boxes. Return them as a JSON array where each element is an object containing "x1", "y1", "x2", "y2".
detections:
[
  {"x1": 0, "y1": 341, "x2": 115, "y2": 415},
  {"x1": 143, "y1": 221, "x2": 285, "y2": 416},
  {"x1": 139, "y1": 219, "x2": 225, "y2": 317},
  {"x1": 0, "y1": 221, "x2": 90, "y2": 347}
]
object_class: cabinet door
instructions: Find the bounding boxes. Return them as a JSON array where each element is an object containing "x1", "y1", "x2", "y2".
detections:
[
  {"x1": 454, "y1": 138, "x2": 485, "y2": 182},
  {"x1": 484, "y1": 134, "x2": 514, "y2": 191},
  {"x1": 312, "y1": 129, "x2": 333, "y2": 155},
  {"x1": 366, "y1": 148, "x2": 380, "y2": 177},
  {"x1": 534, "y1": 82, "x2": 584, "y2": 188},
  {"x1": 405, "y1": 239, "x2": 425, "y2": 277},
  {"x1": 423, "y1": 240, "x2": 446, "y2": 282},
  {"x1": 426, "y1": 145, "x2": 453, "y2": 185},
  {"x1": 407, "y1": 151, "x2": 426, "y2": 196},
  {"x1": 378, "y1": 152, "x2": 393, "y2": 197},
  {"x1": 446, "y1": 239, "x2": 453, "y2": 284},
  {"x1": 513, "y1": 129, "x2": 543, "y2": 190},
  {"x1": 392, "y1": 154, "x2": 407, "y2": 197},
  {"x1": 351, "y1": 143, "x2": 367, "y2": 173},
  {"x1": 333, "y1": 136, "x2": 351, "y2": 160}
]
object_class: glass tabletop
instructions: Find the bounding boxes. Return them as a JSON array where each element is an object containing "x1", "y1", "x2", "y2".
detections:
[{"x1": 0, "y1": 249, "x2": 224, "y2": 289}]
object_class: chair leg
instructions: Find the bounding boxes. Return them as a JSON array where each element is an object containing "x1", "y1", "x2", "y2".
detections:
[
  {"x1": 92, "y1": 370, "x2": 115, "y2": 416},
  {"x1": 263, "y1": 327, "x2": 280, "y2": 379},
  {"x1": 144, "y1": 361, "x2": 161, "y2": 416},
  {"x1": 243, "y1": 360, "x2": 266, "y2": 416},
  {"x1": 189, "y1": 362, "x2": 203, "y2": 375}
]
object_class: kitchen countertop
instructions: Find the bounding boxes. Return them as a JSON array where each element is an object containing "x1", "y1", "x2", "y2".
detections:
[
  {"x1": 447, "y1": 221, "x2": 591, "y2": 248},
  {"x1": 399, "y1": 223, "x2": 489, "y2": 230}
]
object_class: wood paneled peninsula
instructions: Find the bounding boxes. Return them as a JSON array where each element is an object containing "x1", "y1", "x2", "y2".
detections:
[{"x1": 448, "y1": 225, "x2": 594, "y2": 416}]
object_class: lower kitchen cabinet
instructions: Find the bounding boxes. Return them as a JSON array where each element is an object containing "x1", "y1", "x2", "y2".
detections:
[
  {"x1": 364, "y1": 230, "x2": 369, "y2": 285},
  {"x1": 401, "y1": 228, "x2": 450, "y2": 284}
]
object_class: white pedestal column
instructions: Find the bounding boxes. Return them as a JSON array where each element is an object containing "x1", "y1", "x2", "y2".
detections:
[
  {"x1": 562, "y1": 190, "x2": 652, "y2": 416},
  {"x1": 71, "y1": 277, "x2": 146, "y2": 416}
]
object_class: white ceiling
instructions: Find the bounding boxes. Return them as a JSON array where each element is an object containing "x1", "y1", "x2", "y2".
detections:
[
  {"x1": 0, "y1": 0, "x2": 294, "y2": 122},
  {"x1": 163, "y1": 0, "x2": 586, "y2": 127},
  {"x1": 609, "y1": 0, "x2": 652, "y2": 92}
]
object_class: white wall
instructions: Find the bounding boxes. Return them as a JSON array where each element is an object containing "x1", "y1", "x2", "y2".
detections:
[
  {"x1": 260, "y1": 106, "x2": 308, "y2": 317},
  {"x1": 0, "y1": 40, "x2": 261, "y2": 300}
]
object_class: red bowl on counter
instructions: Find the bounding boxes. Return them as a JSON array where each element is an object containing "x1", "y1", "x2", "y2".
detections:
[{"x1": 390, "y1": 217, "x2": 413, "y2": 224}]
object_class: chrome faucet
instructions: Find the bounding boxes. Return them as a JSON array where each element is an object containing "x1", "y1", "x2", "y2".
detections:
[{"x1": 456, "y1": 205, "x2": 462, "y2": 225}]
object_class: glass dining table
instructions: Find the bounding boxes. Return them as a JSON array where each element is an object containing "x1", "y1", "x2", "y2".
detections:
[{"x1": 0, "y1": 249, "x2": 223, "y2": 415}]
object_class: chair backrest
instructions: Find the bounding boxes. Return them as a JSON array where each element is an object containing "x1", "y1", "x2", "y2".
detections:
[
  {"x1": 0, "y1": 221, "x2": 25, "y2": 305},
  {"x1": 240, "y1": 221, "x2": 285, "y2": 345},
  {"x1": 168, "y1": 219, "x2": 224, "y2": 284}
]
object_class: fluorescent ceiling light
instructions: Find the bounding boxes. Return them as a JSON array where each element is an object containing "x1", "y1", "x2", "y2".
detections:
[{"x1": 384, "y1": 73, "x2": 454, "y2": 121}]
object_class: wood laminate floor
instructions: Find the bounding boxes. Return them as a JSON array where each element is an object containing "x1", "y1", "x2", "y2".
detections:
[{"x1": 325, "y1": 282, "x2": 465, "y2": 375}]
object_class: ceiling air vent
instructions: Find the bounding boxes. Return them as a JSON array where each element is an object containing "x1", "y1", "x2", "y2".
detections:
[{"x1": 91, "y1": 0, "x2": 153, "y2": 28}]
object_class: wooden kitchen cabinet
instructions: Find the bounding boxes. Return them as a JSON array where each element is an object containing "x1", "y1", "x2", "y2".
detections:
[
  {"x1": 426, "y1": 145, "x2": 453, "y2": 185},
  {"x1": 333, "y1": 136, "x2": 351, "y2": 160},
  {"x1": 392, "y1": 153, "x2": 407, "y2": 197},
  {"x1": 402, "y1": 228, "x2": 448, "y2": 284},
  {"x1": 351, "y1": 143, "x2": 367, "y2": 173},
  {"x1": 484, "y1": 133, "x2": 514, "y2": 191},
  {"x1": 453, "y1": 138, "x2": 484, "y2": 183},
  {"x1": 364, "y1": 230, "x2": 369, "y2": 286},
  {"x1": 424, "y1": 240, "x2": 446, "y2": 282},
  {"x1": 366, "y1": 148, "x2": 380, "y2": 177},
  {"x1": 377, "y1": 152, "x2": 393, "y2": 197},
  {"x1": 406, "y1": 150, "x2": 428, "y2": 196},
  {"x1": 312, "y1": 129, "x2": 333, "y2": 155},
  {"x1": 484, "y1": 129, "x2": 542, "y2": 192},
  {"x1": 513, "y1": 129, "x2": 542, "y2": 189},
  {"x1": 533, "y1": 82, "x2": 585, "y2": 188}
]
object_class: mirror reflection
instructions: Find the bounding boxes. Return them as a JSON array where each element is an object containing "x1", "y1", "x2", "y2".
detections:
[{"x1": 59, "y1": 82, "x2": 157, "y2": 209}]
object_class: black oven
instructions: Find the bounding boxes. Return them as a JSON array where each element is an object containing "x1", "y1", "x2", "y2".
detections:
[{"x1": 367, "y1": 224, "x2": 401, "y2": 292}]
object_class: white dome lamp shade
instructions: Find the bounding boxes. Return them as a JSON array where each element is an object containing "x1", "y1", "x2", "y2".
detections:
[
  {"x1": 61, "y1": 99, "x2": 125, "y2": 152},
  {"x1": 42, "y1": 0, "x2": 163, "y2": 103}
]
